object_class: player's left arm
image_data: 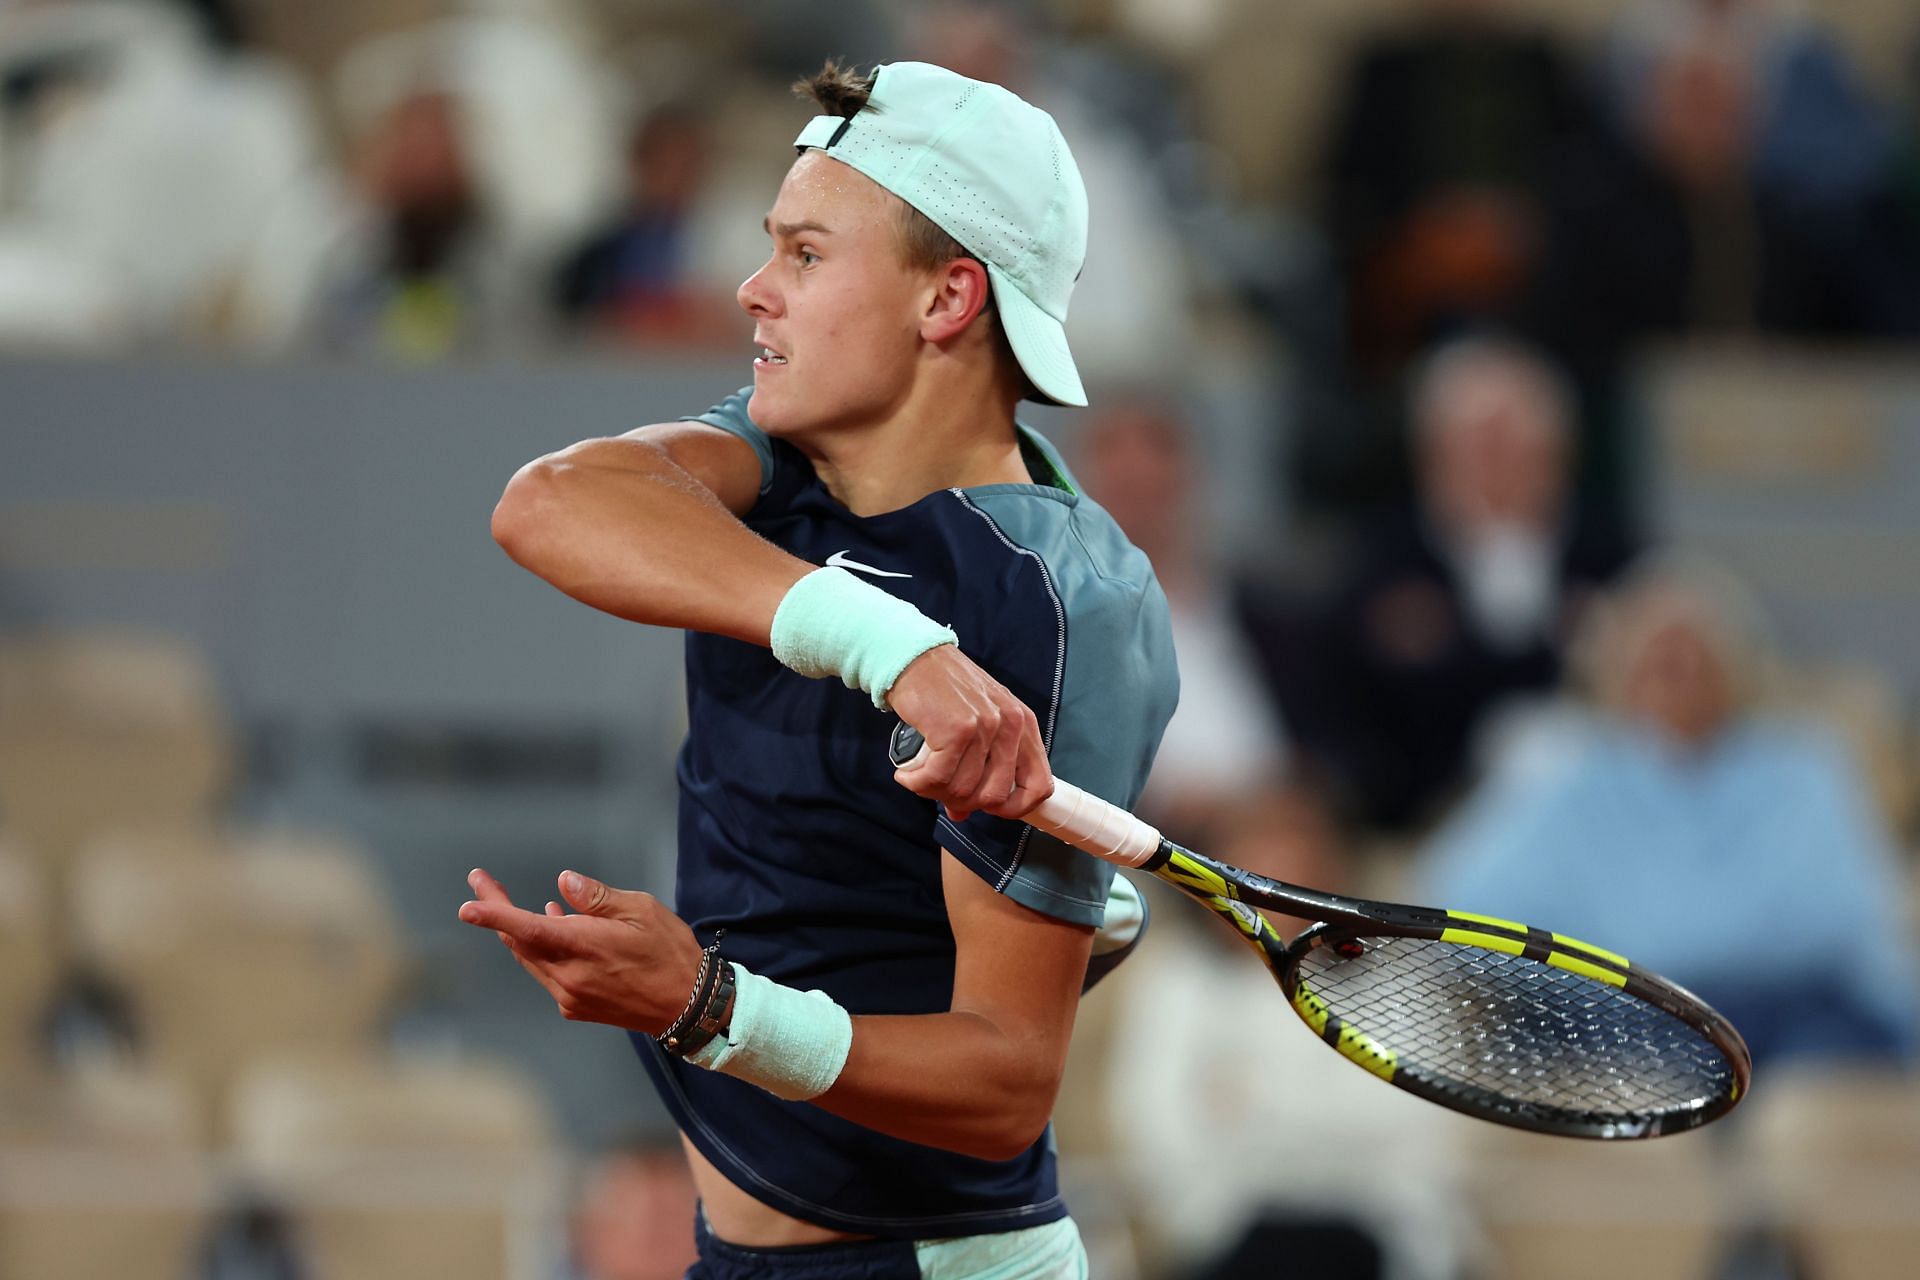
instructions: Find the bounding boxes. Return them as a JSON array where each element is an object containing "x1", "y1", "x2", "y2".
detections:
[
  {"x1": 812, "y1": 850, "x2": 1092, "y2": 1160},
  {"x1": 458, "y1": 856, "x2": 1090, "y2": 1163}
]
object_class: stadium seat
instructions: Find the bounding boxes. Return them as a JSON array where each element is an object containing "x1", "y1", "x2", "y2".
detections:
[
  {"x1": 69, "y1": 830, "x2": 405, "y2": 1142},
  {"x1": 0, "y1": 631, "x2": 232, "y2": 876},
  {"x1": 0, "y1": 1064, "x2": 215, "y2": 1280},
  {"x1": 1741, "y1": 1064, "x2": 1920, "y2": 1280},
  {"x1": 1462, "y1": 1124, "x2": 1729, "y2": 1280},
  {"x1": 230, "y1": 1052, "x2": 562, "y2": 1280},
  {"x1": 0, "y1": 843, "x2": 56, "y2": 1078}
]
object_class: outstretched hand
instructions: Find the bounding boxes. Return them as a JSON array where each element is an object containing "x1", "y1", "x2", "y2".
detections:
[
  {"x1": 457, "y1": 868, "x2": 704, "y2": 1035},
  {"x1": 886, "y1": 644, "x2": 1054, "y2": 822}
]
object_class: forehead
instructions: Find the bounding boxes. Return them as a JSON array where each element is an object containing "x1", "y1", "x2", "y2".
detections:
[{"x1": 767, "y1": 151, "x2": 899, "y2": 235}]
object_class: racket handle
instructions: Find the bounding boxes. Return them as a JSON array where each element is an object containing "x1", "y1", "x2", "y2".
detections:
[{"x1": 888, "y1": 722, "x2": 1163, "y2": 868}]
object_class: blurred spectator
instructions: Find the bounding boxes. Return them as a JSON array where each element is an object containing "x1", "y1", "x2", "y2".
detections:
[
  {"x1": 907, "y1": 0, "x2": 1199, "y2": 390},
  {"x1": 304, "y1": 85, "x2": 524, "y2": 360},
  {"x1": 1278, "y1": 337, "x2": 1635, "y2": 834},
  {"x1": 236, "y1": 12, "x2": 625, "y2": 356},
  {"x1": 1101, "y1": 806, "x2": 1467, "y2": 1280},
  {"x1": 1420, "y1": 554, "x2": 1920, "y2": 1068},
  {"x1": 551, "y1": 100, "x2": 740, "y2": 347},
  {"x1": 0, "y1": 0, "x2": 330, "y2": 348},
  {"x1": 563, "y1": 1135, "x2": 697, "y2": 1280},
  {"x1": 1528, "y1": 0, "x2": 1920, "y2": 382},
  {"x1": 1075, "y1": 399, "x2": 1290, "y2": 838},
  {"x1": 1321, "y1": 0, "x2": 1584, "y2": 377}
]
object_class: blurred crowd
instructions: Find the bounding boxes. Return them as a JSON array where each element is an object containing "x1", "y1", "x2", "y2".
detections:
[{"x1": 5, "y1": 0, "x2": 1920, "y2": 1278}]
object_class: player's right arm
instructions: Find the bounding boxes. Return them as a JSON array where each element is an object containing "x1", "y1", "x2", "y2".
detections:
[
  {"x1": 492, "y1": 422, "x2": 1048, "y2": 820},
  {"x1": 490, "y1": 422, "x2": 809, "y2": 646}
]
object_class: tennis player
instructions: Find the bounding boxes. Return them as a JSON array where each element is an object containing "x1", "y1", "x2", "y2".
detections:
[{"x1": 461, "y1": 60, "x2": 1177, "y2": 1277}]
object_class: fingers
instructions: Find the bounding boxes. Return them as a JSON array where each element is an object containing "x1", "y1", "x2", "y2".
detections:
[
  {"x1": 894, "y1": 701, "x2": 1045, "y2": 821},
  {"x1": 973, "y1": 698, "x2": 1025, "y2": 813},
  {"x1": 888, "y1": 647, "x2": 1051, "y2": 822},
  {"x1": 559, "y1": 869, "x2": 659, "y2": 921},
  {"x1": 457, "y1": 897, "x2": 575, "y2": 957},
  {"x1": 1003, "y1": 718, "x2": 1057, "y2": 818},
  {"x1": 468, "y1": 867, "x2": 515, "y2": 904},
  {"x1": 558, "y1": 869, "x2": 609, "y2": 915}
]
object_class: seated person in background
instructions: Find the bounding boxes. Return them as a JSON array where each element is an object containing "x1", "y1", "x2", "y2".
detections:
[
  {"x1": 551, "y1": 101, "x2": 740, "y2": 348},
  {"x1": 1074, "y1": 399, "x2": 1293, "y2": 841},
  {"x1": 1321, "y1": 0, "x2": 1585, "y2": 376},
  {"x1": 564, "y1": 1134, "x2": 699, "y2": 1280},
  {"x1": 308, "y1": 86, "x2": 525, "y2": 360},
  {"x1": 1419, "y1": 554, "x2": 1920, "y2": 1068},
  {"x1": 1527, "y1": 0, "x2": 1920, "y2": 385},
  {"x1": 1284, "y1": 337, "x2": 1634, "y2": 835}
]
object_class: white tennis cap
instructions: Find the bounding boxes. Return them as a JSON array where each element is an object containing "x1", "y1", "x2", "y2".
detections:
[{"x1": 793, "y1": 61, "x2": 1090, "y2": 407}]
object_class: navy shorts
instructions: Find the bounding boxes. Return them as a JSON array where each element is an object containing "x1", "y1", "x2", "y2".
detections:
[{"x1": 688, "y1": 1214, "x2": 921, "y2": 1280}]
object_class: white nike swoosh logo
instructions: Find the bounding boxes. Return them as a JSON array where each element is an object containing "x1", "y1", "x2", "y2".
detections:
[{"x1": 826, "y1": 550, "x2": 911, "y2": 579}]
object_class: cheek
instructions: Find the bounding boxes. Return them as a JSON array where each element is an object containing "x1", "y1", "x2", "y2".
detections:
[{"x1": 811, "y1": 284, "x2": 915, "y2": 369}]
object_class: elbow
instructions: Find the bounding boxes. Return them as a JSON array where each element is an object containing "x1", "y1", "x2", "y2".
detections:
[
  {"x1": 491, "y1": 456, "x2": 565, "y2": 563},
  {"x1": 957, "y1": 1072, "x2": 1060, "y2": 1163},
  {"x1": 968, "y1": 1119, "x2": 1051, "y2": 1165}
]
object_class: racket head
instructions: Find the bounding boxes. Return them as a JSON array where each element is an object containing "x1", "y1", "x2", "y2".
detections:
[{"x1": 1277, "y1": 922, "x2": 1753, "y2": 1139}]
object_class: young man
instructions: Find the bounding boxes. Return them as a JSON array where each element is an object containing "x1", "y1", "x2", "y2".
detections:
[{"x1": 459, "y1": 61, "x2": 1177, "y2": 1277}]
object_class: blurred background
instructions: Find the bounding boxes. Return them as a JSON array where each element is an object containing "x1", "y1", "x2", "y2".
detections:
[{"x1": 2, "y1": 0, "x2": 1918, "y2": 1276}]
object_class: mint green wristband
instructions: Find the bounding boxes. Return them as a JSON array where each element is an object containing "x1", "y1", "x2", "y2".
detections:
[
  {"x1": 769, "y1": 566, "x2": 958, "y2": 709},
  {"x1": 685, "y1": 962, "x2": 853, "y2": 1101}
]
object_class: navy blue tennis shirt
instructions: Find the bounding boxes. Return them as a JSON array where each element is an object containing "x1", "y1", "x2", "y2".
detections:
[{"x1": 635, "y1": 389, "x2": 1178, "y2": 1236}]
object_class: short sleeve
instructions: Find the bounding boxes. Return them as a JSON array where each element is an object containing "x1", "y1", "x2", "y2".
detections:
[
  {"x1": 684, "y1": 387, "x2": 775, "y2": 495},
  {"x1": 935, "y1": 497, "x2": 1179, "y2": 927}
]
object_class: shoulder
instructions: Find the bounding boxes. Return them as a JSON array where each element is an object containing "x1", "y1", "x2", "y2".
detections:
[
  {"x1": 957, "y1": 429, "x2": 1162, "y2": 618},
  {"x1": 679, "y1": 386, "x2": 775, "y2": 494},
  {"x1": 955, "y1": 482, "x2": 1170, "y2": 669}
]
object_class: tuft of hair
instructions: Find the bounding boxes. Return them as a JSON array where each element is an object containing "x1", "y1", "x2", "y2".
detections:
[
  {"x1": 793, "y1": 60, "x2": 875, "y2": 120},
  {"x1": 791, "y1": 60, "x2": 969, "y2": 274}
]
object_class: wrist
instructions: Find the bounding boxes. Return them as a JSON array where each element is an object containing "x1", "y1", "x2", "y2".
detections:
[
  {"x1": 684, "y1": 962, "x2": 853, "y2": 1101},
  {"x1": 655, "y1": 931, "x2": 729, "y2": 1056},
  {"x1": 769, "y1": 566, "x2": 957, "y2": 708}
]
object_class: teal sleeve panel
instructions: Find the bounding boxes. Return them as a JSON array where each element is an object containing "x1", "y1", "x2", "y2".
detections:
[
  {"x1": 684, "y1": 386, "x2": 775, "y2": 495},
  {"x1": 937, "y1": 477, "x2": 1179, "y2": 927}
]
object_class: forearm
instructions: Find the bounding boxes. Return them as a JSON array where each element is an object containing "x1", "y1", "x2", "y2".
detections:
[
  {"x1": 815, "y1": 1009, "x2": 1070, "y2": 1162},
  {"x1": 492, "y1": 437, "x2": 809, "y2": 643}
]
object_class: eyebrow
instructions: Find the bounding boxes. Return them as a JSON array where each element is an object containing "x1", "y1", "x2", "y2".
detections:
[{"x1": 763, "y1": 217, "x2": 834, "y2": 238}]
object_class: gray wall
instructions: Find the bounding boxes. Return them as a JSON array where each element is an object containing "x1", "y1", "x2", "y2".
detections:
[{"x1": 2, "y1": 352, "x2": 773, "y2": 1144}]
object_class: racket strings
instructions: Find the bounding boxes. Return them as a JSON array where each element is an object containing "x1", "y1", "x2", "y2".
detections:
[{"x1": 1296, "y1": 937, "x2": 1734, "y2": 1126}]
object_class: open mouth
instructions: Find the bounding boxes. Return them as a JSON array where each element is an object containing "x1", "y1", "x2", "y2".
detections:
[{"x1": 754, "y1": 345, "x2": 788, "y2": 367}]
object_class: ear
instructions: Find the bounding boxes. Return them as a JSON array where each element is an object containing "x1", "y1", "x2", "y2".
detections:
[{"x1": 920, "y1": 257, "x2": 993, "y2": 345}]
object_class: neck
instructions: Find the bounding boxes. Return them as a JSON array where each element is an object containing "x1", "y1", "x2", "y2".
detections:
[{"x1": 800, "y1": 364, "x2": 1030, "y2": 516}]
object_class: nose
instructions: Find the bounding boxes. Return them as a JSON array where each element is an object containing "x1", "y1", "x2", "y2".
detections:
[{"x1": 737, "y1": 257, "x2": 780, "y2": 318}]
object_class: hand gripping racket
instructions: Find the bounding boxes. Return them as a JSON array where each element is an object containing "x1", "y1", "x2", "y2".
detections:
[{"x1": 890, "y1": 723, "x2": 1751, "y2": 1139}]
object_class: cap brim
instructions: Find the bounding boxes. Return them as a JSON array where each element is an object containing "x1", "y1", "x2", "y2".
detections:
[{"x1": 987, "y1": 262, "x2": 1087, "y2": 408}]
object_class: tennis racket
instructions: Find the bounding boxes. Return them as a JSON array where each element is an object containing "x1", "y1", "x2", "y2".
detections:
[{"x1": 890, "y1": 722, "x2": 1751, "y2": 1139}]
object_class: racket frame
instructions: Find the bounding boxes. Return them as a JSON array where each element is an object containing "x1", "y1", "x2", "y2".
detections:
[{"x1": 1144, "y1": 838, "x2": 1753, "y2": 1138}]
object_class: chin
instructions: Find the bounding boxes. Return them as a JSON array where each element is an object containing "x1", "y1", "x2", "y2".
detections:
[
  {"x1": 747, "y1": 382, "x2": 836, "y2": 441},
  {"x1": 745, "y1": 385, "x2": 793, "y2": 436}
]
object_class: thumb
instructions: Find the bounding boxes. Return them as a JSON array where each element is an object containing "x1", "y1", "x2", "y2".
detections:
[{"x1": 559, "y1": 870, "x2": 624, "y2": 915}]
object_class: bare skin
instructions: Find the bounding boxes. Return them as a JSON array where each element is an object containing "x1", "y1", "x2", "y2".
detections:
[{"x1": 465, "y1": 152, "x2": 1089, "y2": 1245}]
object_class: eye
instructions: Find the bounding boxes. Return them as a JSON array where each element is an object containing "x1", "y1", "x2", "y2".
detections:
[{"x1": 796, "y1": 247, "x2": 821, "y2": 268}]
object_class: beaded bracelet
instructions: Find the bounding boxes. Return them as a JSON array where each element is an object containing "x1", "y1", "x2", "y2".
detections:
[
  {"x1": 671, "y1": 958, "x2": 736, "y2": 1060},
  {"x1": 655, "y1": 929, "x2": 726, "y2": 1056}
]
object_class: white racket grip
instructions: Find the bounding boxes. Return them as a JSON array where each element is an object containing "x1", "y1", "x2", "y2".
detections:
[
  {"x1": 887, "y1": 721, "x2": 1163, "y2": 867},
  {"x1": 1025, "y1": 778, "x2": 1162, "y2": 868}
]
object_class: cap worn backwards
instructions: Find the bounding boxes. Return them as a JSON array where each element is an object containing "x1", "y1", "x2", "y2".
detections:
[{"x1": 793, "y1": 61, "x2": 1090, "y2": 407}]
